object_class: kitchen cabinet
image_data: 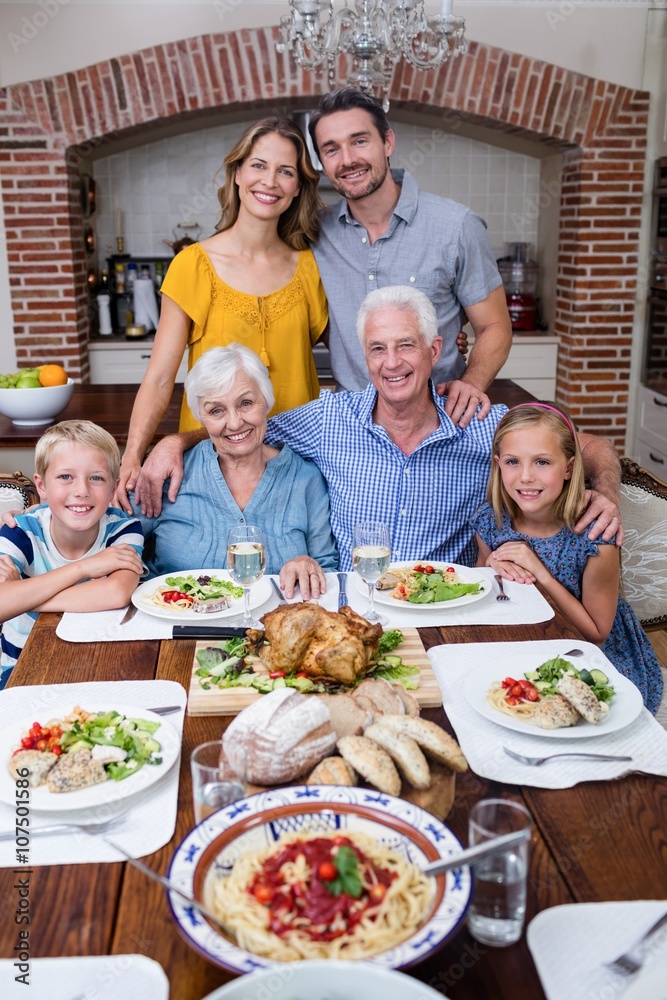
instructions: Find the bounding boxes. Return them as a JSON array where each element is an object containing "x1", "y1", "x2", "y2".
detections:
[
  {"x1": 88, "y1": 339, "x2": 188, "y2": 384},
  {"x1": 468, "y1": 334, "x2": 559, "y2": 398},
  {"x1": 634, "y1": 384, "x2": 667, "y2": 479}
]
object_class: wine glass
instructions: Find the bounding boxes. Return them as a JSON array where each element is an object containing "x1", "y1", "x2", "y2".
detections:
[
  {"x1": 226, "y1": 525, "x2": 266, "y2": 629},
  {"x1": 352, "y1": 521, "x2": 391, "y2": 625}
]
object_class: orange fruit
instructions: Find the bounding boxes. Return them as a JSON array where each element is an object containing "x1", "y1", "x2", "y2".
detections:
[{"x1": 38, "y1": 364, "x2": 68, "y2": 387}]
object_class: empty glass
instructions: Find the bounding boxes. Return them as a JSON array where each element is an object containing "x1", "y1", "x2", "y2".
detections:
[
  {"x1": 352, "y1": 521, "x2": 391, "y2": 625},
  {"x1": 191, "y1": 741, "x2": 247, "y2": 825},
  {"x1": 467, "y1": 798, "x2": 532, "y2": 947}
]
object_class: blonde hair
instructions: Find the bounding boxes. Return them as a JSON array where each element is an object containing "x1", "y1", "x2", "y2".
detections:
[
  {"x1": 488, "y1": 403, "x2": 586, "y2": 530},
  {"x1": 35, "y1": 420, "x2": 120, "y2": 480},
  {"x1": 215, "y1": 117, "x2": 323, "y2": 250}
]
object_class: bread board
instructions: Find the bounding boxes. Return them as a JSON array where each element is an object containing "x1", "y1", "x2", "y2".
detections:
[{"x1": 187, "y1": 628, "x2": 442, "y2": 717}]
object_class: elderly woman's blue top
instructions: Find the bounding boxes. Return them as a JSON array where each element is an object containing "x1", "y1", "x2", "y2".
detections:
[{"x1": 136, "y1": 441, "x2": 338, "y2": 577}]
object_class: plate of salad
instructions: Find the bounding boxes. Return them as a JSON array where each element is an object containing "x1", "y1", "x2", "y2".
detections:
[
  {"x1": 0, "y1": 703, "x2": 181, "y2": 811},
  {"x1": 357, "y1": 562, "x2": 491, "y2": 610},
  {"x1": 463, "y1": 650, "x2": 644, "y2": 738},
  {"x1": 132, "y1": 569, "x2": 273, "y2": 621}
]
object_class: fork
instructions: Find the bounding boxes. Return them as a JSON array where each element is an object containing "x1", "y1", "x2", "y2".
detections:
[
  {"x1": 0, "y1": 810, "x2": 128, "y2": 842},
  {"x1": 604, "y1": 911, "x2": 667, "y2": 975},
  {"x1": 503, "y1": 745, "x2": 633, "y2": 767},
  {"x1": 494, "y1": 574, "x2": 510, "y2": 601}
]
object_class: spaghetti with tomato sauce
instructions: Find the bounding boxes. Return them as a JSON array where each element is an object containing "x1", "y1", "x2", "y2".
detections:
[{"x1": 206, "y1": 830, "x2": 433, "y2": 961}]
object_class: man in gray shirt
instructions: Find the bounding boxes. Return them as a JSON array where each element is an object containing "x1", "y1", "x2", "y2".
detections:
[{"x1": 309, "y1": 88, "x2": 512, "y2": 429}]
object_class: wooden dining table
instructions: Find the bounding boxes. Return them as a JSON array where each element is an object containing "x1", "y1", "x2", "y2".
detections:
[{"x1": 1, "y1": 603, "x2": 665, "y2": 1000}]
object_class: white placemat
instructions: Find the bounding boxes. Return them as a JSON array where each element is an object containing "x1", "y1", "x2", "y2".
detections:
[
  {"x1": 56, "y1": 569, "x2": 553, "y2": 641},
  {"x1": 1, "y1": 954, "x2": 169, "y2": 1000},
  {"x1": 0, "y1": 680, "x2": 185, "y2": 867},
  {"x1": 427, "y1": 640, "x2": 667, "y2": 788},
  {"x1": 528, "y1": 901, "x2": 667, "y2": 1000}
]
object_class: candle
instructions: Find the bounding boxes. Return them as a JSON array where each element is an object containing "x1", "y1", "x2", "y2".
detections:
[
  {"x1": 115, "y1": 208, "x2": 122, "y2": 238},
  {"x1": 441, "y1": 0, "x2": 453, "y2": 16}
]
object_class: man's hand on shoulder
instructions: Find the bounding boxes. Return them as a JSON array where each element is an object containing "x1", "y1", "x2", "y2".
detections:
[
  {"x1": 134, "y1": 434, "x2": 188, "y2": 518},
  {"x1": 575, "y1": 489, "x2": 624, "y2": 547},
  {"x1": 435, "y1": 379, "x2": 491, "y2": 428}
]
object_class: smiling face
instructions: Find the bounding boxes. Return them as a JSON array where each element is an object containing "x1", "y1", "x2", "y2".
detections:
[
  {"x1": 34, "y1": 444, "x2": 117, "y2": 547},
  {"x1": 234, "y1": 132, "x2": 301, "y2": 221},
  {"x1": 495, "y1": 425, "x2": 574, "y2": 524},
  {"x1": 363, "y1": 306, "x2": 442, "y2": 409},
  {"x1": 314, "y1": 108, "x2": 395, "y2": 201},
  {"x1": 198, "y1": 373, "x2": 269, "y2": 463}
]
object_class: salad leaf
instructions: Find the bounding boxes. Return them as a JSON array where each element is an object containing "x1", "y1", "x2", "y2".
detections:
[
  {"x1": 371, "y1": 661, "x2": 420, "y2": 689},
  {"x1": 324, "y1": 845, "x2": 363, "y2": 898},
  {"x1": 163, "y1": 574, "x2": 243, "y2": 601},
  {"x1": 377, "y1": 629, "x2": 404, "y2": 655}
]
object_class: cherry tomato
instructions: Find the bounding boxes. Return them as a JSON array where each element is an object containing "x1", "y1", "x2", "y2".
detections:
[
  {"x1": 269, "y1": 671, "x2": 286, "y2": 679},
  {"x1": 414, "y1": 564, "x2": 424, "y2": 573},
  {"x1": 21, "y1": 736, "x2": 35, "y2": 750},
  {"x1": 35, "y1": 738, "x2": 48, "y2": 751},
  {"x1": 253, "y1": 885, "x2": 275, "y2": 905},
  {"x1": 318, "y1": 861, "x2": 338, "y2": 882},
  {"x1": 522, "y1": 686, "x2": 540, "y2": 703},
  {"x1": 505, "y1": 696, "x2": 519, "y2": 706},
  {"x1": 332, "y1": 835, "x2": 347, "y2": 846},
  {"x1": 501, "y1": 677, "x2": 517, "y2": 689},
  {"x1": 510, "y1": 683, "x2": 524, "y2": 698},
  {"x1": 423, "y1": 565, "x2": 435, "y2": 574},
  {"x1": 162, "y1": 590, "x2": 194, "y2": 605},
  {"x1": 368, "y1": 884, "x2": 387, "y2": 902},
  {"x1": 446, "y1": 566, "x2": 456, "y2": 573},
  {"x1": 295, "y1": 672, "x2": 309, "y2": 679}
]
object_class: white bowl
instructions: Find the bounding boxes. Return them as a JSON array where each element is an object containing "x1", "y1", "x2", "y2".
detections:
[
  {"x1": 168, "y1": 785, "x2": 472, "y2": 975},
  {"x1": 201, "y1": 959, "x2": 449, "y2": 999},
  {"x1": 0, "y1": 378, "x2": 74, "y2": 426}
]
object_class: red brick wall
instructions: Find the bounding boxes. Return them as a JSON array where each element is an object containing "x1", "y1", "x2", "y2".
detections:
[{"x1": 0, "y1": 27, "x2": 649, "y2": 445}]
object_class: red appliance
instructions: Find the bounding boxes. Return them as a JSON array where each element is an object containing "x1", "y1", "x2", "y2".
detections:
[{"x1": 498, "y1": 243, "x2": 538, "y2": 332}]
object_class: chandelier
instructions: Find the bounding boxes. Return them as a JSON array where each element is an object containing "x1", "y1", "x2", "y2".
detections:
[{"x1": 277, "y1": 1, "x2": 467, "y2": 110}]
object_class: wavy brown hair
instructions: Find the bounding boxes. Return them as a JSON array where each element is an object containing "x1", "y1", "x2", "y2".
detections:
[
  {"x1": 215, "y1": 117, "x2": 323, "y2": 250},
  {"x1": 488, "y1": 402, "x2": 586, "y2": 531}
]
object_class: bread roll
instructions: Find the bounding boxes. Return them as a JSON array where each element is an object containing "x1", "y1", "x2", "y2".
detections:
[
  {"x1": 307, "y1": 756, "x2": 358, "y2": 786},
  {"x1": 337, "y1": 735, "x2": 401, "y2": 796},
  {"x1": 315, "y1": 693, "x2": 371, "y2": 738},
  {"x1": 223, "y1": 688, "x2": 336, "y2": 785},
  {"x1": 364, "y1": 723, "x2": 431, "y2": 790},
  {"x1": 378, "y1": 715, "x2": 468, "y2": 772}
]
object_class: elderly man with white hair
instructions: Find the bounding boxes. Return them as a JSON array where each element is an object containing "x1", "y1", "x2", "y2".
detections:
[
  {"x1": 133, "y1": 343, "x2": 337, "y2": 595},
  {"x1": 129, "y1": 286, "x2": 624, "y2": 573}
]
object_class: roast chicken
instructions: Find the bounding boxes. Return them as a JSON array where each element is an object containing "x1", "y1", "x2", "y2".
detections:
[{"x1": 248, "y1": 604, "x2": 383, "y2": 686}]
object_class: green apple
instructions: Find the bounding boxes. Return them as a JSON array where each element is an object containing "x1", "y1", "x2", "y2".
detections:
[{"x1": 16, "y1": 376, "x2": 42, "y2": 388}]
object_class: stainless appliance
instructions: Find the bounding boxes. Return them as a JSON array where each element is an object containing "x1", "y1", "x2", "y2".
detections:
[
  {"x1": 643, "y1": 157, "x2": 667, "y2": 396},
  {"x1": 497, "y1": 242, "x2": 539, "y2": 332}
]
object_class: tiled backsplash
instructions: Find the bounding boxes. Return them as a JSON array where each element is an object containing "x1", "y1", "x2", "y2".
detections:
[{"x1": 92, "y1": 119, "x2": 541, "y2": 261}]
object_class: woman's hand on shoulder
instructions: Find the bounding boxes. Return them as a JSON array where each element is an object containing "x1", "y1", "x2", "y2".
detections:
[
  {"x1": 486, "y1": 541, "x2": 540, "y2": 584},
  {"x1": 279, "y1": 557, "x2": 327, "y2": 601}
]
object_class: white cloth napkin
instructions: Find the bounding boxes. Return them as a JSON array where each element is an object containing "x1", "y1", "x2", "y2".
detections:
[
  {"x1": 427, "y1": 640, "x2": 667, "y2": 788},
  {"x1": 0, "y1": 954, "x2": 169, "y2": 1000},
  {"x1": 527, "y1": 900, "x2": 667, "y2": 1000},
  {"x1": 56, "y1": 569, "x2": 553, "y2": 642},
  {"x1": 0, "y1": 680, "x2": 185, "y2": 867}
]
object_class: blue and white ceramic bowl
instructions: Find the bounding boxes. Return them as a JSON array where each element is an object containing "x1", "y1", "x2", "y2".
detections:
[{"x1": 168, "y1": 784, "x2": 472, "y2": 974}]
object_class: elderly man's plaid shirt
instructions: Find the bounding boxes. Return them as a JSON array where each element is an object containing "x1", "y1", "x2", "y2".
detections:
[{"x1": 266, "y1": 383, "x2": 507, "y2": 571}]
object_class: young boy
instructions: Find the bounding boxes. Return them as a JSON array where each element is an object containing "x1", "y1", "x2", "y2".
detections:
[{"x1": 0, "y1": 420, "x2": 144, "y2": 687}]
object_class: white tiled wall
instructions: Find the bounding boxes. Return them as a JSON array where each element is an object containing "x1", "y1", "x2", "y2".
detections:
[{"x1": 92, "y1": 119, "x2": 541, "y2": 260}]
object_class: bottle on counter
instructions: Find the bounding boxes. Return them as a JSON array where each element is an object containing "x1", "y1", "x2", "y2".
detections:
[
  {"x1": 97, "y1": 290, "x2": 113, "y2": 336},
  {"x1": 126, "y1": 262, "x2": 138, "y2": 290},
  {"x1": 114, "y1": 261, "x2": 126, "y2": 295},
  {"x1": 154, "y1": 261, "x2": 165, "y2": 291}
]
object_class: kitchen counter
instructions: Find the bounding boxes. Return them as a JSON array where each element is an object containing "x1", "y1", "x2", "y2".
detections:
[{"x1": 0, "y1": 380, "x2": 534, "y2": 474}]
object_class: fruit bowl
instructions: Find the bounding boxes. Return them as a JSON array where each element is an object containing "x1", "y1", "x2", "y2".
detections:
[{"x1": 0, "y1": 379, "x2": 74, "y2": 426}]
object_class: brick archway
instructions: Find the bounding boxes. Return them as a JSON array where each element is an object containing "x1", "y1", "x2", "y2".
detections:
[{"x1": 0, "y1": 26, "x2": 648, "y2": 443}]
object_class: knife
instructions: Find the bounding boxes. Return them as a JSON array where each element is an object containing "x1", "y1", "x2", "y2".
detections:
[
  {"x1": 337, "y1": 572, "x2": 348, "y2": 610},
  {"x1": 172, "y1": 626, "x2": 248, "y2": 639},
  {"x1": 119, "y1": 604, "x2": 138, "y2": 625}
]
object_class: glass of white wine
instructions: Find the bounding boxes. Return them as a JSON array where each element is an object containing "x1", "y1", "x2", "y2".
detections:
[
  {"x1": 226, "y1": 525, "x2": 266, "y2": 629},
  {"x1": 352, "y1": 521, "x2": 391, "y2": 625}
]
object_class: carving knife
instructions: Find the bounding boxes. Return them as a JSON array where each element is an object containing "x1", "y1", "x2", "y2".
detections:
[
  {"x1": 337, "y1": 572, "x2": 348, "y2": 610},
  {"x1": 171, "y1": 626, "x2": 248, "y2": 639}
]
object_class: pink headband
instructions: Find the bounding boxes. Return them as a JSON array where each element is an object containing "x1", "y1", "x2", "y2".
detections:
[{"x1": 511, "y1": 402, "x2": 576, "y2": 439}]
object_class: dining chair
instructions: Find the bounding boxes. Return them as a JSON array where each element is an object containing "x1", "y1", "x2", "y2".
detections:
[
  {"x1": 619, "y1": 459, "x2": 667, "y2": 727},
  {"x1": 0, "y1": 470, "x2": 39, "y2": 517}
]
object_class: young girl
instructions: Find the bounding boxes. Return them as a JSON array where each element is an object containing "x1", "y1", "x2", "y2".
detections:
[{"x1": 471, "y1": 402, "x2": 663, "y2": 714}]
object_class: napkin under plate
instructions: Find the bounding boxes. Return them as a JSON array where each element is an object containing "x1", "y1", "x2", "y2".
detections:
[
  {"x1": 0, "y1": 680, "x2": 186, "y2": 867},
  {"x1": 427, "y1": 640, "x2": 667, "y2": 788},
  {"x1": 0, "y1": 954, "x2": 168, "y2": 1000}
]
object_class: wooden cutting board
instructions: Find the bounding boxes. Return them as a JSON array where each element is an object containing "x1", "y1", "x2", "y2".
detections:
[{"x1": 187, "y1": 628, "x2": 442, "y2": 716}]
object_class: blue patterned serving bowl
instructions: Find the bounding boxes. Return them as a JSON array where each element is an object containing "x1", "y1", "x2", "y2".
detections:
[{"x1": 167, "y1": 784, "x2": 472, "y2": 974}]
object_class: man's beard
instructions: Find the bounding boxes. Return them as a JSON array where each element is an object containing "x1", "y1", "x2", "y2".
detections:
[{"x1": 331, "y1": 160, "x2": 389, "y2": 201}]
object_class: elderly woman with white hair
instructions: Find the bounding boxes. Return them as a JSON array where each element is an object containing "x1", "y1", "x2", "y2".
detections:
[{"x1": 134, "y1": 344, "x2": 337, "y2": 598}]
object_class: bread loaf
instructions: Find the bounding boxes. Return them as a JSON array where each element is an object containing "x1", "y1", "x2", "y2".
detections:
[
  {"x1": 353, "y1": 677, "x2": 405, "y2": 716},
  {"x1": 223, "y1": 688, "x2": 336, "y2": 785},
  {"x1": 315, "y1": 693, "x2": 371, "y2": 738}
]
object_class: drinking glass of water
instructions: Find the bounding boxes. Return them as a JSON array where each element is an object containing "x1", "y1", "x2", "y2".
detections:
[
  {"x1": 467, "y1": 798, "x2": 532, "y2": 947},
  {"x1": 352, "y1": 521, "x2": 391, "y2": 625},
  {"x1": 226, "y1": 525, "x2": 266, "y2": 628},
  {"x1": 191, "y1": 741, "x2": 247, "y2": 825}
]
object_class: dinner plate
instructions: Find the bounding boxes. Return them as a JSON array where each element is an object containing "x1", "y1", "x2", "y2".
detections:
[
  {"x1": 355, "y1": 562, "x2": 491, "y2": 610},
  {"x1": 463, "y1": 652, "x2": 644, "y2": 739},
  {"x1": 167, "y1": 785, "x2": 472, "y2": 974},
  {"x1": 132, "y1": 569, "x2": 272, "y2": 621},
  {"x1": 0, "y1": 703, "x2": 180, "y2": 812}
]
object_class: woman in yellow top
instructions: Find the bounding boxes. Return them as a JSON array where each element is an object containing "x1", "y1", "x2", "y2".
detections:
[{"x1": 117, "y1": 116, "x2": 327, "y2": 508}]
